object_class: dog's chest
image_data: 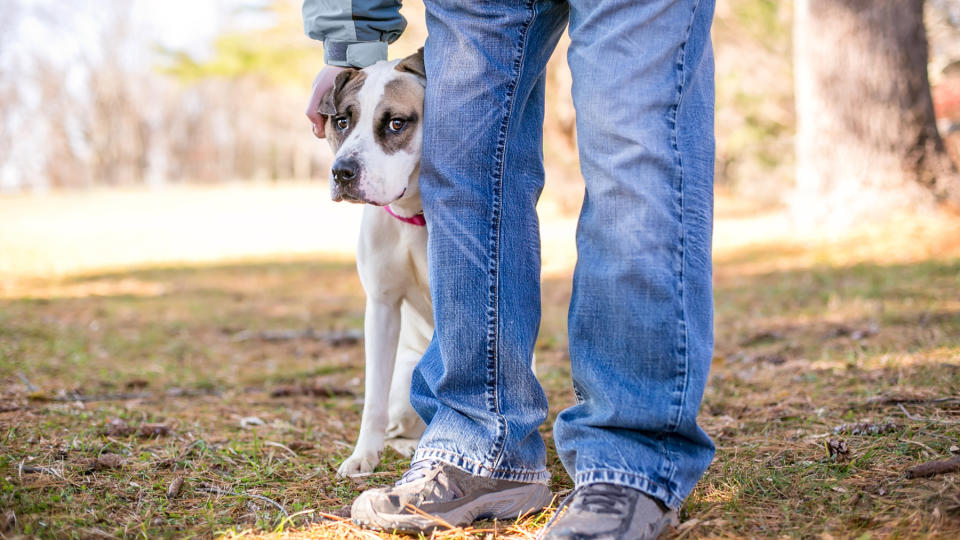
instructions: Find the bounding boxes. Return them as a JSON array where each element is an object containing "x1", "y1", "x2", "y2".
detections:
[{"x1": 356, "y1": 206, "x2": 429, "y2": 301}]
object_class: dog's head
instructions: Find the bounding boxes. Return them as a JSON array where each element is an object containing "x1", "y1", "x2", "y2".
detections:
[{"x1": 319, "y1": 49, "x2": 425, "y2": 206}]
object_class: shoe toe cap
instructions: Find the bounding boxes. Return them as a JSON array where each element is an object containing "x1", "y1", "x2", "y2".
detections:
[{"x1": 350, "y1": 490, "x2": 378, "y2": 525}]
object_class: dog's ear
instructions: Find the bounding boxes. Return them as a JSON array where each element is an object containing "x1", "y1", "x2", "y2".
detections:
[
  {"x1": 395, "y1": 48, "x2": 425, "y2": 81},
  {"x1": 319, "y1": 68, "x2": 358, "y2": 116}
]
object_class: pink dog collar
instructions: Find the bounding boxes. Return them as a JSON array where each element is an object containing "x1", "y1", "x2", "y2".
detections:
[{"x1": 384, "y1": 205, "x2": 426, "y2": 227}]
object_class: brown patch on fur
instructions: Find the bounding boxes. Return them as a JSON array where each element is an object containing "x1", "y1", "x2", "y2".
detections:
[
  {"x1": 373, "y1": 77, "x2": 424, "y2": 155},
  {"x1": 322, "y1": 70, "x2": 367, "y2": 151}
]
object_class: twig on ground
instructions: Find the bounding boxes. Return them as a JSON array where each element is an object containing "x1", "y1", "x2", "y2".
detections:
[
  {"x1": 28, "y1": 387, "x2": 220, "y2": 403},
  {"x1": 29, "y1": 391, "x2": 151, "y2": 403},
  {"x1": 898, "y1": 403, "x2": 923, "y2": 421},
  {"x1": 269, "y1": 385, "x2": 356, "y2": 398},
  {"x1": 18, "y1": 461, "x2": 74, "y2": 486},
  {"x1": 264, "y1": 441, "x2": 298, "y2": 458},
  {"x1": 17, "y1": 371, "x2": 38, "y2": 392},
  {"x1": 232, "y1": 328, "x2": 361, "y2": 346},
  {"x1": 197, "y1": 483, "x2": 289, "y2": 519},
  {"x1": 346, "y1": 470, "x2": 400, "y2": 479},
  {"x1": 899, "y1": 438, "x2": 940, "y2": 456},
  {"x1": 273, "y1": 509, "x2": 316, "y2": 533},
  {"x1": 674, "y1": 518, "x2": 703, "y2": 539},
  {"x1": 865, "y1": 395, "x2": 960, "y2": 407},
  {"x1": 905, "y1": 456, "x2": 960, "y2": 479},
  {"x1": 897, "y1": 403, "x2": 960, "y2": 425},
  {"x1": 404, "y1": 502, "x2": 456, "y2": 531}
]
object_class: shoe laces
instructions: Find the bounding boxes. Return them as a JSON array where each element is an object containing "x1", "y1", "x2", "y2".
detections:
[
  {"x1": 540, "y1": 483, "x2": 633, "y2": 536},
  {"x1": 572, "y1": 483, "x2": 632, "y2": 515},
  {"x1": 395, "y1": 459, "x2": 439, "y2": 486}
]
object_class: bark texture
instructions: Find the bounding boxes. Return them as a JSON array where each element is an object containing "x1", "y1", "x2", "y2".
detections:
[{"x1": 793, "y1": 0, "x2": 960, "y2": 226}]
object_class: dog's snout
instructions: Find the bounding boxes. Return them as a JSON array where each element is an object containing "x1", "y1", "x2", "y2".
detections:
[{"x1": 332, "y1": 158, "x2": 359, "y2": 184}]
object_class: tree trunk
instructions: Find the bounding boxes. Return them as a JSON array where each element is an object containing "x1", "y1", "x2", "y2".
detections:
[{"x1": 793, "y1": 0, "x2": 960, "y2": 227}]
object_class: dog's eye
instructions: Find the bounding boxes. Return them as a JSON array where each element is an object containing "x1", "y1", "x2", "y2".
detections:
[
  {"x1": 335, "y1": 117, "x2": 349, "y2": 131},
  {"x1": 388, "y1": 118, "x2": 406, "y2": 133}
]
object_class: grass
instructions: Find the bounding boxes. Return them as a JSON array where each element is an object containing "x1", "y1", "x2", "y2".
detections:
[{"x1": 2, "y1": 188, "x2": 959, "y2": 538}]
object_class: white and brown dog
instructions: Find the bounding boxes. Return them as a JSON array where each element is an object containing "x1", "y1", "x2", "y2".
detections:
[{"x1": 319, "y1": 50, "x2": 431, "y2": 477}]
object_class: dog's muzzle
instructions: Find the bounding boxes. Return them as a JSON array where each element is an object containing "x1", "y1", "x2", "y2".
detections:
[
  {"x1": 332, "y1": 157, "x2": 359, "y2": 186},
  {"x1": 331, "y1": 157, "x2": 363, "y2": 202}
]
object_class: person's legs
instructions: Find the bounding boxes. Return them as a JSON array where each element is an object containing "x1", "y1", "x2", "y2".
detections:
[
  {"x1": 554, "y1": 0, "x2": 717, "y2": 512},
  {"x1": 350, "y1": 0, "x2": 570, "y2": 530},
  {"x1": 410, "y1": 0, "x2": 569, "y2": 482}
]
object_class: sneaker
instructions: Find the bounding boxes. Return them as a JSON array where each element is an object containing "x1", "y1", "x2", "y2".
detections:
[
  {"x1": 351, "y1": 460, "x2": 553, "y2": 534},
  {"x1": 540, "y1": 483, "x2": 678, "y2": 540}
]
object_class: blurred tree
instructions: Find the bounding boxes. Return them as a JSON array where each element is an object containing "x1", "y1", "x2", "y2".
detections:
[
  {"x1": 159, "y1": 1, "x2": 319, "y2": 88},
  {"x1": 793, "y1": 0, "x2": 960, "y2": 226},
  {"x1": 0, "y1": 1, "x2": 19, "y2": 178}
]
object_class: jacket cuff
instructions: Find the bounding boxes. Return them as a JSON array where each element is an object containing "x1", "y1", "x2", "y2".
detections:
[{"x1": 323, "y1": 40, "x2": 388, "y2": 68}]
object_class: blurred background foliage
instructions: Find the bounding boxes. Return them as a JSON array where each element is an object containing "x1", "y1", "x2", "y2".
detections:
[{"x1": 0, "y1": 0, "x2": 958, "y2": 209}]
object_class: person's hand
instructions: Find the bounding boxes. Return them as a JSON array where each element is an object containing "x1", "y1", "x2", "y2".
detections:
[{"x1": 306, "y1": 65, "x2": 347, "y2": 139}]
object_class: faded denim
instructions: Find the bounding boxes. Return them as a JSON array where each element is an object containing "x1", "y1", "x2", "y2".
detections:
[{"x1": 410, "y1": 0, "x2": 717, "y2": 510}]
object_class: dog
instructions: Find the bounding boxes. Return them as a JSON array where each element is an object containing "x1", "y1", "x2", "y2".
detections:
[{"x1": 319, "y1": 49, "x2": 431, "y2": 477}]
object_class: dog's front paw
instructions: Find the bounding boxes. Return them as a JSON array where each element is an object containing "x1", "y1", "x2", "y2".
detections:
[{"x1": 337, "y1": 450, "x2": 380, "y2": 478}]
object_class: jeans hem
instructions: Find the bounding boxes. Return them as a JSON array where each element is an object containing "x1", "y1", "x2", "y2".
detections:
[
  {"x1": 576, "y1": 469, "x2": 683, "y2": 510},
  {"x1": 414, "y1": 447, "x2": 550, "y2": 484}
]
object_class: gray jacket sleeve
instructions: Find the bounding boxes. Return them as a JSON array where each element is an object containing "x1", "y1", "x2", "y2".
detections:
[{"x1": 302, "y1": 0, "x2": 406, "y2": 68}]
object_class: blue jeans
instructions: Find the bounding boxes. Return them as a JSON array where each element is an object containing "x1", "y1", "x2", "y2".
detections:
[{"x1": 410, "y1": 0, "x2": 716, "y2": 510}]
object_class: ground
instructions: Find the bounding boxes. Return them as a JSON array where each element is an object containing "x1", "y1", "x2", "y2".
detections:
[{"x1": 1, "y1": 184, "x2": 959, "y2": 539}]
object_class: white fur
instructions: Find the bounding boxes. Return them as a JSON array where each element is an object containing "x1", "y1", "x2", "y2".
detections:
[{"x1": 331, "y1": 60, "x2": 431, "y2": 478}]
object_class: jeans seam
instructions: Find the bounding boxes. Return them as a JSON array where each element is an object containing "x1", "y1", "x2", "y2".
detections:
[
  {"x1": 575, "y1": 468, "x2": 683, "y2": 510},
  {"x1": 484, "y1": 0, "x2": 539, "y2": 472},
  {"x1": 664, "y1": 0, "x2": 701, "y2": 491},
  {"x1": 414, "y1": 447, "x2": 550, "y2": 484}
]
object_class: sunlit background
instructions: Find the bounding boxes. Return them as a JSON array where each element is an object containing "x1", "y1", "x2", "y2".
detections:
[
  {"x1": 4, "y1": 2, "x2": 960, "y2": 538},
  {"x1": 1, "y1": 0, "x2": 959, "y2": 284}
]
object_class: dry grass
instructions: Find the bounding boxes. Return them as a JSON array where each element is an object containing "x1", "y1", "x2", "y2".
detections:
[{"x1": 2, "y1": 185, "x2": 960, "y2": 538}]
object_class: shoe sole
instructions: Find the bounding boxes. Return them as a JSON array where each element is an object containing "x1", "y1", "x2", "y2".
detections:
[{"x1": 353, "y1": 482, "x2": 553, "y2": 534}]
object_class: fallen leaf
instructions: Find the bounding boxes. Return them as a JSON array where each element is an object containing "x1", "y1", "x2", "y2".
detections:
[
  {"x1": 755, "y1": 353, "x2": 787, "y2": 365},
  {"x1": 167, "y1": 476, "x2": 184, "y2": 499},
  {"x1": 101, "y1": 418, "x2": 134, "y2": 437},
  {"x1": 82, "y1": 453, "x2": 124, "y2": 473},
  {"x1": 240, "y1": 416, "x2": 265, "y2": 429},
  {"x1": 827, "y1": 323, "x2": 879, "y2": 340},
  {"x1": 740, "y1": 330, "x2": 784, "y2": 347},
  {"x1": 286, "y1": 441, "x2": 314, "y2": 452},
  {"x1": 137, "y1": 423, "x2": 171, "y2": 438}
]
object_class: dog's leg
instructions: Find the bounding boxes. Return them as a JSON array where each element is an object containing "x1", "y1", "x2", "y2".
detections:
[
  {"x1": 384, "y1": 345, "x2": 426, "y2": 457},
  {"x1": 337, "y1": 297, "x2": 401, "y2": 477}
]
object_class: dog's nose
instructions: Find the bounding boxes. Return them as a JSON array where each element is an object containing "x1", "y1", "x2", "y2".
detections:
[{"x1": 332, "y1": 158, "x2": 359, "y2": 184}]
